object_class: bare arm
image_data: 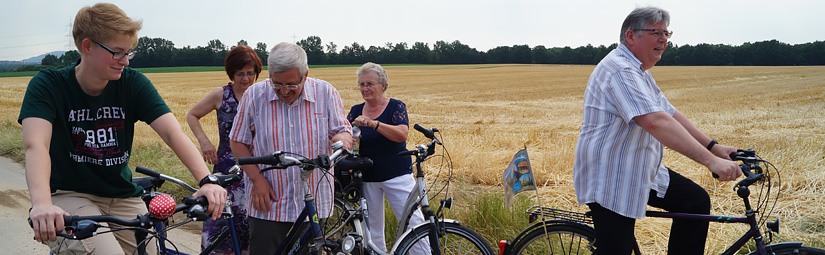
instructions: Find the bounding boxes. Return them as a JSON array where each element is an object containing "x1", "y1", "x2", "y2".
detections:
[
  {"x1": 185, "y1": 87, "x2": 223, "y2": 164},
  {"x1": 150, "y1": 113, "x2": 226, "y2": 219},
  {"x1": 634, "y1": 111, "x2": 740, "y2": 181},
  {"x1": 672, "y1": 110, "x2": 738, "y2": 159},
  {"x1": 230, "y1": 140, "x2": 276, "y2": 213},
  {"x1": 352, "y1": 116, "x2": 408, "y2": 143},
  {"x1": 22, "y1": 117, "x2": 67, "y2": 242}
]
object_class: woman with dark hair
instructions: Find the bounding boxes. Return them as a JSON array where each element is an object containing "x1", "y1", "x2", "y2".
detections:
[{"x1": 186, "y1": 45, "x2": 263, "y2": 254}]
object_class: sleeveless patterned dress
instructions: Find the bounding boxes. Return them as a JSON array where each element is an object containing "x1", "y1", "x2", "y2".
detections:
[{"x1": 201, "y1": 83, "x2": 249, "y2": 254}]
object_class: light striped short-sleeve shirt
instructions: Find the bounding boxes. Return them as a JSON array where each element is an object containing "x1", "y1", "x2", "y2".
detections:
[
  {"x1": 574, "y1": 44, "x2": 676, "y2": 219},
  {"x1": 229, "y1": 77, "x2": 351, "y2": 222}
]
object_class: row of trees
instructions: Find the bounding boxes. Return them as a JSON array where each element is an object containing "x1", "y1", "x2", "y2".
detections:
[
  {"x1": 22, "y1": 36, "x2": 825, "y2": 70},
  {"x1": 12, "y1": 51, "x2": 81, "y2": 72}
]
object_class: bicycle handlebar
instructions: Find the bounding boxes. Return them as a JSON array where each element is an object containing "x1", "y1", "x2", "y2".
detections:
[
  {"x1": 28, "y1": 195, "x2": 212, "y2": 240},
  {"x1": 709, "y1": 149, "x2": 759, "y2": 179},
  {"x1": 236, "y1": 141, "x2": 347, "y2": 173},
  {"x1": 136, "y1": 166, "x2": 198, "y2": 193},
  {"x1": 398, "y1": 124, "x2": 440, "y2": 158},
  {"x1": 414, "y1": 123, "x2": 438, "y2": 139},
  {"x1": 28, "y1": 214, "x2": 153, "y2": 240},
  {"x1": 711, "y1": 148, "x2": 766, "y2": 188}
]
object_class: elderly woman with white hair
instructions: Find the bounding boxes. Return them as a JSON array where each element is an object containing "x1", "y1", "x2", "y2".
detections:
[{"x1": 347, "y1": 62, "x2": 426, "y2": 253}]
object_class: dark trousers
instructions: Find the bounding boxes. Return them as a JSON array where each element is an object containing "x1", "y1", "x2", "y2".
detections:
[
  {"x1": 588, "y1": 169, "x2": 711, "y2": 255},
  {"x1": 248, "y1": 217, "x2": 328, "y2": 255}
]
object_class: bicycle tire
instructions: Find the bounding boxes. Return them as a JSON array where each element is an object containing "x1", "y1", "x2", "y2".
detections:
[
  {"x1": 749, "y1": 246, "x2": 825, "y2": 255},
  {"x1": 394, "y1": 221, "x2": 495, "y2": 255},
  {"x1": 323, "y1": 197, "x2": 357, "y2": 238},
  {"x1": 509, "y1": 221, "x2": 596, "y2": 255}
]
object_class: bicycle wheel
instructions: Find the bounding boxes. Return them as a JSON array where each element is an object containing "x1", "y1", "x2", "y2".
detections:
[
  {"x1": 323, "y1": 197, "x2": 356, "y2": 238},
  {"x1": 394, "y1": 221, "x2": 496, "y2": 255},
  {"x1": 750, "y1": 246, "x2": 825, "y2": 255},
  {"x1": 509, "y1": 222, "x2": 596, "y2": 255}
]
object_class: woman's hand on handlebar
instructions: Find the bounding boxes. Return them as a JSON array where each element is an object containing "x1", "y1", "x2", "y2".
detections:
[
  {"x1": 192, "y1": 184, "x2": 227, "y2": 220},
  {"x1": 29, "y1": 203, "x2": 69, "y2": 242}
]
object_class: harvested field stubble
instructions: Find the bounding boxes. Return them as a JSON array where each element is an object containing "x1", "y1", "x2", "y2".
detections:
[{"x1": 2, "y1": 64, "x2": 823, "y2": 253}]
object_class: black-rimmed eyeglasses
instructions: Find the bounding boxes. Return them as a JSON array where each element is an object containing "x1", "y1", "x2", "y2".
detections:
[
  {"x1": 635, "y1": 29, "x2": 673, "y2": 39},
  {"x1": 92, "y1": 40, "x2": 137, "y2": 60}
]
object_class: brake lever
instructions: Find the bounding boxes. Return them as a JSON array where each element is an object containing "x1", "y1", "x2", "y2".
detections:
[{"x1": 259, "y1": 165, "x2": 287, "y2": 173}]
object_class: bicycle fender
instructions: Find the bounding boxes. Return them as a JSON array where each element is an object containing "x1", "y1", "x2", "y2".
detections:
[
  {"x1": 389, "y1": 219, "x2": 461, "y2": 252},
  {"x1": 745, "y1": 242, "x2": 803, "y2": 255},
  {"x1": 507, "y1": 220, "x2": 593, "y2": 253}
]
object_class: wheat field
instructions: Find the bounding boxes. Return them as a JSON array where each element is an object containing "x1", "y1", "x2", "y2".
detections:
[{"x1": 1, "y1": 64, "x2": 824, "y2": 253}]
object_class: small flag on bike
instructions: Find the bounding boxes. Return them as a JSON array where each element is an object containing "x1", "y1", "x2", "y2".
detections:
[{"x1": 503, "y1": 148, "x2": 536, "y2": 208}]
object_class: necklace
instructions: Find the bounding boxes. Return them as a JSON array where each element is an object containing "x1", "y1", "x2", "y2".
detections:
[{"x1": 364, "y1": 98, "x2": 388, "y2": 118}]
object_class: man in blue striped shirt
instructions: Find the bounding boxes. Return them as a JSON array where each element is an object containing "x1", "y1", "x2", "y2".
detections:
[{"x1": 573, "y1": 7, "x2": 742, "y2": 255}]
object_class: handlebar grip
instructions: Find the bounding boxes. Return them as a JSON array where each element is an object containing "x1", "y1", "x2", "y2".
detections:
[
  {"x1": 397, "y1": 150, "x2": 417, "y2": 158},
  {"x1": 414, "y1": 124, "x2": 435, "y2": 139},
  {"x1": 238, "y1": 154, "x2": 279, "y2": 165},
  {"x1": 135, "y1": 166, "x2": 161, "y2": 178},
  {"x1": 181, "y1": 196, "x2": 210, "y2": 221},
  {"x1": 182, "y1": 196, "x2": 209, "y2": 206}
]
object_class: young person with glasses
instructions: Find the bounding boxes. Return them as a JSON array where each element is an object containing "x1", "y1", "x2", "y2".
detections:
[{"x1": 20, "y1": 3, "x2": 226, "y2": 254}]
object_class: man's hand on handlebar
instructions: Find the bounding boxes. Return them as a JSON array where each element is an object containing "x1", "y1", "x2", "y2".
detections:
[
  {"x1": 29, "y1": 203, "x2": 69, "y2": 242},
  {"x1": 708, "y1": 157, "x2": 742, "y2": 182},
  {"x1": 712, "y1": 144, "x2": 738, "y2": 160},
  {"x1": 192, "y1": 184, "x2": 227, "y2": 220}
]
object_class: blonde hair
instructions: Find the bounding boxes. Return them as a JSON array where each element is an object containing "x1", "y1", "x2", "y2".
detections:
[{"x1": 72, "y1": 3, "x2": 143, "y2": 52}]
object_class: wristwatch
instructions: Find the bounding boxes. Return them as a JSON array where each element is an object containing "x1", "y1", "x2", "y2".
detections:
[{"x1": 198, "y1": 175, "x2": 219, "y2": 187}]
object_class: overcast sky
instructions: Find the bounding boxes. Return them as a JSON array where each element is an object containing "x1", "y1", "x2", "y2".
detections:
[{"x1": 1, "y1": 0, "x2": 822, "y2": 61}]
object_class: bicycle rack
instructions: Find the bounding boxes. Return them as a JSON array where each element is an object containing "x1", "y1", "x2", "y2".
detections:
[{"x1": 526, "y1": 206, "x2": 593, "y2": 225}]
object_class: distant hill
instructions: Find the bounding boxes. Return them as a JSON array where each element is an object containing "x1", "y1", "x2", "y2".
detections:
[
  {"x1": 20, "y1": 51, "x2": 67, "y2": 64},
  {"x1": 0, "y1": 60, "x2": 26, "y2": 70}
]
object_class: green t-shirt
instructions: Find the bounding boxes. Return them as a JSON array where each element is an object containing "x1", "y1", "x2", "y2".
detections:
[{"x1": 18, "y1": 59, "x2": 171, "y2": 198}]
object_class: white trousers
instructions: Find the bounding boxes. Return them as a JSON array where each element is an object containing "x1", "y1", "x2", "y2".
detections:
[{"x1": 364, "y1": 173, "x2": 428, "y2": 253}]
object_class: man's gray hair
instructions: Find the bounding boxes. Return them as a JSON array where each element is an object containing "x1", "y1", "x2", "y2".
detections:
[
  {"x1": 619, "y1": 7, "x2": 670, "y2": 44},
  {"x1": 356, "y1": 62, "x2": 389, "y2": 89},
  {"x1": 267, "y1": 42, "x2": 308, "y2": 77}
]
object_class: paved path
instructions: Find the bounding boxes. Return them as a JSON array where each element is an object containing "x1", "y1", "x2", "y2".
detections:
[{"x1": 0, "y1": 157, "x2": 201, "y2": 254}]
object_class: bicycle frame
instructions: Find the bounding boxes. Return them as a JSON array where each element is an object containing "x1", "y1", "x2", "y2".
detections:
[
  {"x1": 390, "y1": 166, "x2": 441, "y2": 253},
  {"x1": 643, "y1": 211, "x2": 766, "y2": 255},
  {"x1": 340, "y1": 161, "x2": 439, "y2": 255},
  {"x1": 273, "y1": 166, "x2": 326, "y2": 255}
]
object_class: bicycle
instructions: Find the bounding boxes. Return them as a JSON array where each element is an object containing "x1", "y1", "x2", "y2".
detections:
[
  {"x1": 325, "y1": 124, "x2": 496, "y2": 255},
  {"x1": 235, "y1": 141, "x2": 359, "y2": 254},
  {"x1": 500, "y1": 149, "x2": 825, "y2": 255},
  {"x1": 135, "y1": 166, "x2": 244, "y2": 255},
  {"x1": 29, "y1": 166, "x2": 242, "y2": 255}
]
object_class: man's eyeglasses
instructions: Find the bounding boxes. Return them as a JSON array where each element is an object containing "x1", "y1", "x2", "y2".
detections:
[
  {"x1": 92, "y1": 40, "x2": 137, "y2": 60},
  {"x1": 271, "y1": 77, "x2": 304, "y2": 90},
  {"x1": 234, "y1": 71, "x2": 257, "y2": 78},
  {"x1": 635, "y1": 28, "x2": 673, "y2": 39}
]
